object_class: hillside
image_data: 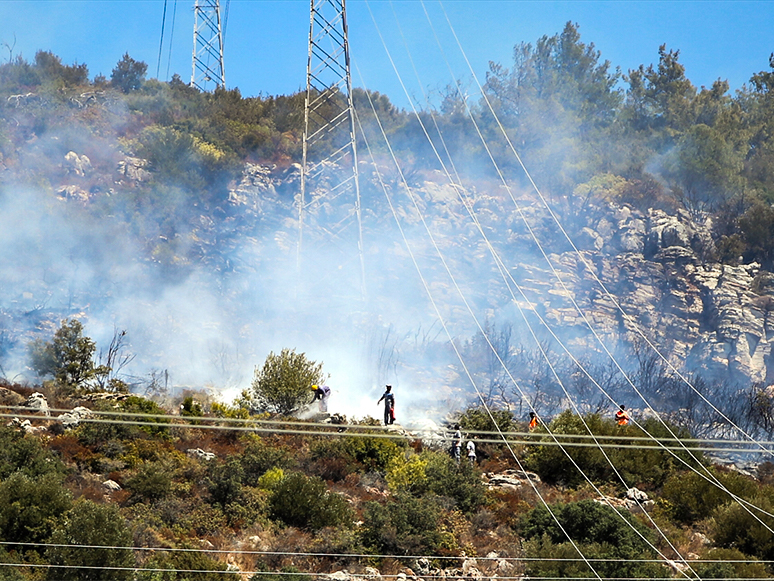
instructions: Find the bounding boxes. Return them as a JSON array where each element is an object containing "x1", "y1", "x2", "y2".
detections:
[
  {"x1": 1, "y1": 381, "x2": 773, "y2": 580},
  {"x1": 2, "y1": 23, "x2": 774, "y2": 580}
]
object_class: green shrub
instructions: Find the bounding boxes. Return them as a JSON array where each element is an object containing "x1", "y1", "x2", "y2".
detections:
[
  {"x1": 224, "y1": 486, "x2": 269, "y2": 528},
  {"x1": 660, "y1": 468, "x2": 760, "y2": 524},
  {"x1": 248, "y1": 349, "x2": 324, "y2": 415},
  {"x1": 520, "y1": 500, "x2": 665, "y2": 580},
  {"x1": 525, "y1": 411, "x2": 702, "y2": 489},
  {"x1": 384, "y1": 450, "x2": 484, "y2": 513},
  {"x1": 0, "y1": 426, "x2": 67, "y2": 479},
  {"x1": 694, "y1": 548, "x2": 769, "y2": 579},
  {"x1": 206, "y1": 457, "x2": 244, "y2": 507},
  {"x1": 360, "y1": 493, "x2": 448, "y2": 555},
  {"x1": 0, "y1": 472, "x2": 72, "y2": 545},
  {"x1": 340, "y1": 435, "x2": 405, "y2": 472},
  {"x1": 78, "y1": 396, "x2": 169, "y2": 447},
  {"x1": 310, "y1": 434, "x2": 404, "y2": 478},
  {"x1": 126, "y1": 462, "x2": 173, "y2": 502},
  {"x1": 46, "y1": 500, "x2": 134, "y2": 581},
  {"x1": 257, "y1": 467, "x2": 285, "y2": 490},
  {"x1": 712, "y1": 493, "x2": 774, "y2": 561},
  {"x1": 521, "y1": 499, "x2": 654, "y2": 550},
  {"x1": 458, "y1": 406, "x2": 515, "y2": 433},
  {"x1": 137, "y1": 548, "x2": 236, "y2": 581},
  {"x1": 180, "y1": 396, "x2": 204, "y2": 417},
  {"x1": 386, "y1": 453, "x2": 428, "y2": 494},
  {"x1": 0, "y1": 545, "x2": 24, "y2": 581},
  {"x1": 269, "y1": 472, "x2": 352, "y2": 530},
  {"x1": 424, "y1": 451, "x2": 485, "y2": 514},
  {"x1": 174, "y1": 502, "x2": 229, "y2": 537},
  {"x1": 239, "y1": 437, "x2": 293, "y2": 482},
  {"x1": 522, "y1": 534, "x2": 667, "y2": 580},
  {"x1": 211, "y1": 401, "x2": 250, "y2": 419},
  {"x1": 249, "y1": 564, "x2": 300, "y2": 581}
]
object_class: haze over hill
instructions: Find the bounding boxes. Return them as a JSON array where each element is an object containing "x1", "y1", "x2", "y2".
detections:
[{"x1": 1, "y1": 23, "x2": 774, "y2": 433}]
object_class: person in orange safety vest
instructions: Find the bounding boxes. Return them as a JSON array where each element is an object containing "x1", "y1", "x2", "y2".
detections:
[{"x1": 615, "y1": 404, "x2": 630, "y2": 426}]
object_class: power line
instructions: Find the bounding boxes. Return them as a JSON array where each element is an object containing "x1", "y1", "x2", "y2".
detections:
[
  {"x1": 358, "y1": 5, "x2": 774, "y2": 572},
  {"x1": 1, "y1": 541, "x2": 771, "y2": 566},
  {"x1": 5, "y1": 561, "x2": 765, "y2": 580},
  {"x1": 374, "y1": 6, "x2": 703, "y2": 573},
  {"x1": 3, "y1": 403, "x2": 771, "y2": 446},
  {"x1": 427, "y1": 0, "x2": 774, "y2": 536},
  {"x1": 165, "y1": 0, "x2": 178, "y2": 81},
  {"x1": 433, "y1": 0, "x2": 766, "y2": 457},
  {"x1": 355, "y1": 65, "x2": 606, "y2": 581},
  {"x1": 2, "y1": 407, "x2": 771, "y2": 453},
  {"x1": 156, "y1": 0, "x2": 168, "y2": 79}
]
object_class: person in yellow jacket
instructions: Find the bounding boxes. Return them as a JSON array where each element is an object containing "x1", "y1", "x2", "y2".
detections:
[{"x1": 312, "y1": 385, "x2": 331, "y2": 412}]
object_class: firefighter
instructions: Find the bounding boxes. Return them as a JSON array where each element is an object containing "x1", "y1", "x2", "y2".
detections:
[
  {"x1": 615, "y1": 404, "x2": 630, "y2": 426},
  {"x1": 312, "y1": 384, "x2": 331, "y2": 412},
  {"x1": 377, "y1": 385, "x2": 395, "y2": 425}
]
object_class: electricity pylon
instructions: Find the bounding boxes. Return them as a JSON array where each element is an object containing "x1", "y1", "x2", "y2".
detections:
[
  {"x1": 191, "y1": 0, "x2": 226, "y2": 91},
  {"x1": 299, "y1": 0, "x2": 366, "y2": 300}
]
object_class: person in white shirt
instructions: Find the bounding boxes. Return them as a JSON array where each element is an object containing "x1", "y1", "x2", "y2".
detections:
[{"x1": 466, "y1": 439, "x2": 476, "y2": 464}]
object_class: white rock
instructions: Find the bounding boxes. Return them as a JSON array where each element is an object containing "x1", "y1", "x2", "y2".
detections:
[
  {"x1": 26, "y1": 393, "x2": 49, "y2": 417},
  {"x1": 187, "y1": 448, "x2": 216, "y2": 461},
  {"x1": 626, "y1": 487, "x2": 648, "y2": 502}
]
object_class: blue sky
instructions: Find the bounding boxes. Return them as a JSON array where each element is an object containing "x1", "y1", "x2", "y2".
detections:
[{"x1": 0, "y1": 1, "x2": 773, "y2": 109}]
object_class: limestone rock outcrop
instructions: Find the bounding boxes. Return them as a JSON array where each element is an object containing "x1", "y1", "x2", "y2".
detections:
[{"x1": 498, "y1": 200, "x2": 774, "y2": 387}]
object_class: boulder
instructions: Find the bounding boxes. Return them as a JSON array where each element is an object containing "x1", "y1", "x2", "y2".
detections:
[
  {"x1": 117, "y1": 157, "x2": 151, "y2": 182},
  {"x1": 462, "y1": 559, "x2": 482, "y2": 578},
  {"x1": 56, "y1": 185, "x2": 90, "y2": 202},
  {"x1": 26, "y1": 392, "x2": 49, "y2": 416},
  {"x1": 187, "y1": 448, "x2": 216, "y2": 461},
  {"x1": 412, "y1": 559, "x2": 431, "y2": 576},
  {"x1": 626, "y1": 487, "x2": 648, "y2": 502},
  {"x1": 64, "y1": 151, "x2": 92, "y2": 176},
  {"x1": 7, "y1": 417, "x2": 31, "y2": 432},
  {"x1": 57, "y1": 406, "x2": 93, "y2": 428},
  {"x1": 484, "y1": 469, "x2": 540, "y2": 489},
  {"x1": 577, "y1": 227, "x2": 604, "y2": 251}
]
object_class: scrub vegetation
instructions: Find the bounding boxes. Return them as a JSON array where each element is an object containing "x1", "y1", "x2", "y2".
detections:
[
  {"x1": 2, "y1": 21, "x2": 774, "y2": 580},
  {"x1": 1, "y1": 374, "x2": 774, "y2": 579}
]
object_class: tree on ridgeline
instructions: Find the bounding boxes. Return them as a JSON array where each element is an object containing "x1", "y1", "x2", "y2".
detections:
[{"x1": 110, "y1": 52, "x2": 147, "y2": 93}]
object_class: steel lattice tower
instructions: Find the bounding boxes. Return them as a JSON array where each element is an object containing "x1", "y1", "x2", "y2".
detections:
[
  {"x1": 191, "y1": 0, "x2": 226, "y2": 91},
  {"x1": 299, "y1": 0, "x2": 366, "y2": 299}
]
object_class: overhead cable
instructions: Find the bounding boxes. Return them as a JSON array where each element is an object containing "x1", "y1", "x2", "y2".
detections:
[
  {"x1": 355, "y1": 57, "x2": 603, "y2": 581},
  {"x1": 428, "y1": 0, "x2": 774, "y2": 532},
  {"x1": 156, "y1": 0, "x2": 168, "y2": 79}
]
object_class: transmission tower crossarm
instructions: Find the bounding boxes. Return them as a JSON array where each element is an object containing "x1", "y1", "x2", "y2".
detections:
[
  {"x1": 191, "y1": 0, "x2": 226, "y2": 91},
  {"x1": 298, "y1": 0, "x2": 366, "y2": 301}
]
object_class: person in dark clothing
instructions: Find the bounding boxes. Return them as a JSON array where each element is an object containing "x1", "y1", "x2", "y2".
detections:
[
  {"x1": 452, "y1": 424, "x2": 462, "y2": 462},
  {"x1": 377, "y1": 385, "x2": 395, "y2": 425},
  {"x1": 312, "y1": 384, "x2": 331, "y2": 412}
]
